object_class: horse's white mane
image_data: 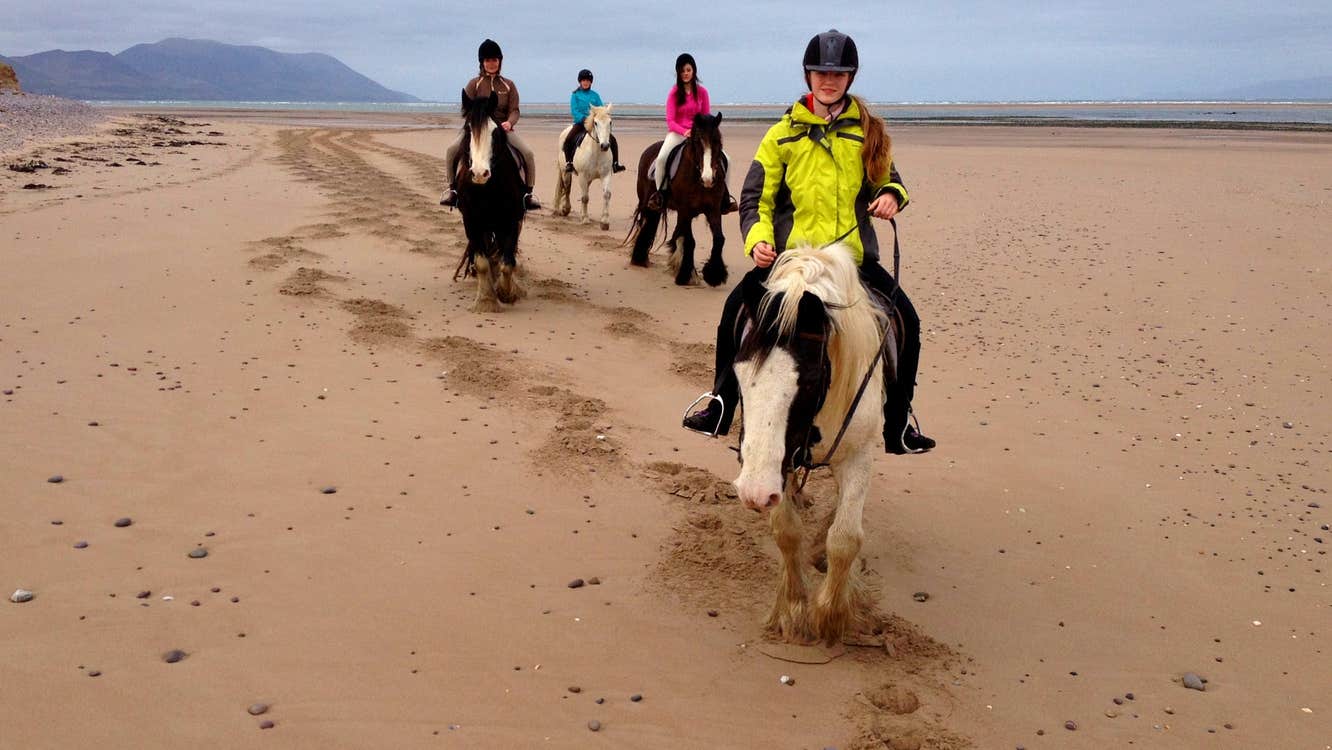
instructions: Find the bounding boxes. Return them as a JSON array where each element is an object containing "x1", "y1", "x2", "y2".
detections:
[
  {"x1": 762, "y1": 243, "x2": 887, "y2": 422},
  {"x1": 583, "y1": 104, "x2": 612, "y2": 129}
]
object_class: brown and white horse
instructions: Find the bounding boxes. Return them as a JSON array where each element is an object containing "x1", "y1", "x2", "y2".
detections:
[
  {"x1": 625, "y1": 112, "x2": 729, "y2": 287},
  {"x1": 732, "y1": 244, "x2": 894, "y2": 644}
]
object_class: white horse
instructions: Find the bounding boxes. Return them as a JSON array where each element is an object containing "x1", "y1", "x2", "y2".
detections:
[
  {"x1": 553, "y1": 104, "x2": 615, "y2": 230},
  {"x1": 732, "y1": 244, "x2": 894, "y2": 644}
]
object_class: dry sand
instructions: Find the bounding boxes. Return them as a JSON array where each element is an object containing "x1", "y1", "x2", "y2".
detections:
[{"x1": 2, "y1": 109, "x2": 1330, "y2": 749}]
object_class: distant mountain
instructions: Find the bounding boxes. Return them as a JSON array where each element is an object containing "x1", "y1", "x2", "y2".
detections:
[{"x1": 1, "y1": 38, "x2": 418, "y2": 102}]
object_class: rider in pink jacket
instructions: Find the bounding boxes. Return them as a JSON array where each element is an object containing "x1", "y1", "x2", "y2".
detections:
[{"x1": 647, "y1": 53, "x2": 736, "y2": 213}]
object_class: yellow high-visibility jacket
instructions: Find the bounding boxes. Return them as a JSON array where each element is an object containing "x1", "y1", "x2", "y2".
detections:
[{"x1": 740, "y1": 96, "x2": 909, "y2": 265}]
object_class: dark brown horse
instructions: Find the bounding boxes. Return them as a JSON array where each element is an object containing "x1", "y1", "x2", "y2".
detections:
[
  {"x1": 625, "y1": 112, "x2": 729, "y2": 287},
  {"x1": 455, "y1": 89, "x2": 526, "y2": 312}
]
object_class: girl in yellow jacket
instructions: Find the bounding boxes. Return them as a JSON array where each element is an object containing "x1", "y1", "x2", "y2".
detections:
[{"x1": 683, "y1": 29, "x2": 935, "y2": 454}]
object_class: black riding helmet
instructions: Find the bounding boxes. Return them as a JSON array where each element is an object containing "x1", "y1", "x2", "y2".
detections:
[
  {"x1": 478, "y1": 38, "x2": 503, "y2": 63},
  {"x1": 578, "y1": 68, "x2": 593, "y2": 83},
  {"x1": 803, "y1": 29, "x2": 858, "y2": 85}
]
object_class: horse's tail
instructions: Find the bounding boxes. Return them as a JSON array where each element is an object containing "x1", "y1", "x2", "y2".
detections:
[{"x1": 624, "y1": 204, "x2": 669, "y2": 267}]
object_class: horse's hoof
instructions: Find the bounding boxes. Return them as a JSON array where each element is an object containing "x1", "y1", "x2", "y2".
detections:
[
  {"x1": 600, "y1": 222, "x2": 610, "y2": 231},
  {"x1": 471, "y1": 298, "x2": 501, "y2": 314},
  {"x1": 702, "y1": 262, "x2": 729, "y2": 287}
]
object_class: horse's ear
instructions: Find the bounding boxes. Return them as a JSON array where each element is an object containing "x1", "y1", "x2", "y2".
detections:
[
  {"x1": 486, "y1": 90, "x2": 499, "y2": 113},
  {"x1": 795, "y1": 292, "x2": 828, "y2": 337},
  {"x1": 461, "y1": 89, "x2": 471, "y2": 113},
  {"x1": 715, "y1": 111, "x2": 723, "y2": 124},
  {"x1": 604, "y1": 103, "x2": 613, "y2": 114}
]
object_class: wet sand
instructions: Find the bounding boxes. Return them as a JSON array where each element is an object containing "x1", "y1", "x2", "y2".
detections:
[{"x1": 1, "y1": 110, "x2": 1329, "y2": 748}]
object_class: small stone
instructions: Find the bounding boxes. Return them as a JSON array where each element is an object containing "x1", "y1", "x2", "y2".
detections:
[
  {"x1": 87, "y1": 670, "x2": 101, "y2": 677},
  {"x1": 1282, "y1": 421, "x2": 1293, "y2": 429},
  {"x1": 567, "y1": 578, "x2": 585, "y2": 589},
  {"x1": 1064, "y1": 720, "x2": 1077, "y2": 731},
  {"x1": 163, "y1": 649, "x2": 187, "y2": 664},
  {"x1": 10, "y1": 589, "x2": 34, "y2": 603},
  {"x1": 1113, "y1": 697, "x2": 1124, "y2": 705},
  {"x1": 780, "y1": 675, "x2": 794, "y2": 686},
  {"x1": 1164, "y1": 707, "x2": 1174, "y2": 715},
  {"x1": 259, "y1": 720, "x2": 275, "y2": 729},
  {"x1": 568, "y1": 686, "x2": 581, "y2": 694},
  {"x1": 912, "y1": 591, "x2": 930, "y2": 602},
  {"x1": 630, "y1": 694, "x2": 642, "y2": 702},
  {"x1": 588, "y1": 577, "x2": 601, "y2": 585},
  {"x1": 136, "y1": 591, "x2": 151, "y2": 599},
  {"x1": 74, "y1": 541, "x2": 89, "y2": 549},
  {"x1": 114, "y1": 517, "x2": 133, "y2": 528},
  {"x1": 1125, "y1": 693, "x2": 1135, "y2": 700},
  {"x1": 1105, "y1": 709, "x2": 1119, "y2": 718},
  {"x1": 188, "y1": 548, "x2": 208, "y2": 559},
  {"x1": 248, "y1": 703, "x2": 269, "y2": 716},
  {"x1": 1182, "y1": 672, "x2": 1205, "y2": 691},
  {"x1": 320, "y1": 486, "x2": 337, "y2": 494},
  {"x1": 47, "y1": 475, "x2": 64, "y2": 483},
  {"x1": 595, "y1": 698, "x2": 604, "y2": 704},
  {"x1": 587, "y1": 720, "x2": 601, "y2": 732}
]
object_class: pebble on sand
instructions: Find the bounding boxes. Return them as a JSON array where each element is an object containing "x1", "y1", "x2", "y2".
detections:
[
  {"x1": 162, "y1": 649, "x2": 188, "y2": 664},
  {"x1": 1182, "y1": 672, "x2": 1206, "y2": 691},
  {"x1": 913, "y1": 591, "x2": 930, "y2": 602},
  {"x1": 47, "y1": 475, "x2": 64, "y2": 483},
  {"x1": 248, "y1": 703, "x2": 270, "y2": 716},
  {"x1": 587, "y1": 720, "x2": 601, "y2": 732},
  {"x1": 568, "y1": 578, "x2": 585, "y2": 589},
  {"x1": 114, "y1": 517, "x2": 133, "y2": 528},
  {"x1": 188, "y1": 548, "x2": 208, "y2": 559},
  {"x1": 259, "y1": 720, "x2": 275, "y2": 729},
  {"x1": 1064, "y1": 720, "x2": 1077, "y2": 731},
  {"x1": 780, "y1": 675, "x2": 795, "y2": 686},
  {"x1": 320, "y1": 486, "x2": 337, "y2": 494},
  {"x1": 10, "y1": 589, "x2": 34, "y2": 603}
]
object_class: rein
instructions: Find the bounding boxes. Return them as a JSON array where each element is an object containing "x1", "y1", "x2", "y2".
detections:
[{"x1": 794, "y1": 217, "x2": 902, "y2": 493}]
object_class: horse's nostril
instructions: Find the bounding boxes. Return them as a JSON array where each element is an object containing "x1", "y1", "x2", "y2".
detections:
[{"x1": 766, "y1": 492, "x2": 781, "y2": 507}]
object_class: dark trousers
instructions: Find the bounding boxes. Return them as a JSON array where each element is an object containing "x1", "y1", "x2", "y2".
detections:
[
  {"x1": 706, "y1": 259, "x2": 920, "y2": 438},
  {"x1": 562, "y1": 123, "x2": 619, "y2": 166}
]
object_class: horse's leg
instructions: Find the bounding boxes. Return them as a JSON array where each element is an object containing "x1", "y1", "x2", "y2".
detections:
[
  {"x1": 599, "y1": 169, "x2": 612, "y2": 231},
  {"x1": 471, "y1": 251, "x2": 500, "y2": 313},
  {"x1": 630, "y1": 209, "x2": 660, "y2": 267},
  {"x1": 495, "y1": 229, "x2": 524, "y2": 304},
  {"x1": 701, "y1": 209, "x2": 729, "y2": 287},
  {"x1": 674, "y1": 219, "x2": 698, "y2": 286},
  {"x1": 765, "y1": 477, "x2": 812, "y2": 642},
  {"x1": 578, "y1": 173, "x2": 591, "y2": 224},
  {"x1": 810, "y1": 448, "x2": 874, "y2": 645}
]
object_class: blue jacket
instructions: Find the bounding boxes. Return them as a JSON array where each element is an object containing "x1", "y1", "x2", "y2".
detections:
[{"x1": 570, "y1": 88, "x2": 604, "y2": 123}]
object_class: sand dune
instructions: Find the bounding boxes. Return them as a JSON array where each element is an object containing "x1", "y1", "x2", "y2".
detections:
[{"x1": 2, "y1": 110, "x2": 1329, "y2": 748}]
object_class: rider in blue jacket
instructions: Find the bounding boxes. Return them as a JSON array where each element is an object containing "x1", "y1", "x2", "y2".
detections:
[{"x1": 562, "y1": 69, "x2": 626, "y2": 174}]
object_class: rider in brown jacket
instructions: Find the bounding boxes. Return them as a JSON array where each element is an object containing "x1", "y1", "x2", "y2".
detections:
[{"x1": 441, "y1": 39, "x2": 541, "y2": 210}]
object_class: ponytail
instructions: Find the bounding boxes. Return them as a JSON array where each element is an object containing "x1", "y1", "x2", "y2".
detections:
[{"x1": 853, "y1": 95, "x2": 891, "y2": 183}]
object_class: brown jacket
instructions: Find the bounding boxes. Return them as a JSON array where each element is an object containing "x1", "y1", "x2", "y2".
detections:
[{"x1": 465, "y1": 74, "x2": 520, "y2": 128}]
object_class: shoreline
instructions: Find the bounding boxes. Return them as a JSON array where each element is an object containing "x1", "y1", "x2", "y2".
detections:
[{"x1": 91, "y1": 105, "x2": 1332, "y2": 133}]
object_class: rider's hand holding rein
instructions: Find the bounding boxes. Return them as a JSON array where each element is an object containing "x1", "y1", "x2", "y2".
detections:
[
  {"x1": 867, "y1": 194, "x2": 899, "y2": 220},
  {"x1": 752, "y1": 241, "x2": 777, "y2": 268}
]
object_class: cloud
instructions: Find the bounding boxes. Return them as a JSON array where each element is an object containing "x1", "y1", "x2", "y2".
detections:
[{"x1": 3, "y1": 0, "x2": 1330, "y2": 102}]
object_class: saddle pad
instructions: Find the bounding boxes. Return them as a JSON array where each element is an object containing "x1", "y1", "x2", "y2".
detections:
[
  {"x1": 507, "y1": 143, "x2": 527, "y2": 185},
  {"x1": 646, "y1": 141, "x2": 688, "y2": 182}
]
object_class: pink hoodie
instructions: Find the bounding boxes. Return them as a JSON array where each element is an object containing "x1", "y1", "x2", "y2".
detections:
[{"x1": 666, "y1": 84, "x2": 711, "y2": 135}]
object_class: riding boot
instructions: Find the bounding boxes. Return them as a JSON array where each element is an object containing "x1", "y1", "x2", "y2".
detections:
[
  {"x1": 646, "y1": 189, "x2": 665, "y2": 212},
  {"x1": 610, "y1": 136, "x2": 626, "y2": 173},
  {"x1": 524, "y1": 191, "x2": 542, "y2": 211},
  {"x1": 562, "y1": 136, "x2": 577, "y2": 173},
  {"x1": 683, "y1": 268, "x2": 768, "y2": 435},
  {"x1": 439, "y1": 188, "x2": 458, "y2": 207}
]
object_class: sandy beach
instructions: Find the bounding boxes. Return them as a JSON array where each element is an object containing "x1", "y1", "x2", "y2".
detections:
[{"x1": 2, "y1": 108, "x2": 1330, "y2": 749}]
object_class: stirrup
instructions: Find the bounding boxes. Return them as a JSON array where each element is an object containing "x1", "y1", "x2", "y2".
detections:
[{"x1": 681, "y1": 392, "x2": 725, "y2": 437}]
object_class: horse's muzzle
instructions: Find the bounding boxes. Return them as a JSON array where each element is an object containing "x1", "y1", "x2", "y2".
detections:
[
  {"x1": 600, "y1": 143, "x2": 611, "y2": 151},
  {"x1": 470, "y1": 168, "x2": 491, "y2": 184}
]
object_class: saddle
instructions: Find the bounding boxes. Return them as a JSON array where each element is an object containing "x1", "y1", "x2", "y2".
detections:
[{"x1": 646, "y1": 140, "x2": 690, "y2": 183}]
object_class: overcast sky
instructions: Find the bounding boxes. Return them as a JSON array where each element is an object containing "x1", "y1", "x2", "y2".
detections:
[{"x1": 4, "y1": 1, "x2": 1330, "y2": 103}]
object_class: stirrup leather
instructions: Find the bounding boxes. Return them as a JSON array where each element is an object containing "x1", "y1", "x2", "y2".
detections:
[{"x1": 681, "y1": 392, "x2": 725, "y2": 437}]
